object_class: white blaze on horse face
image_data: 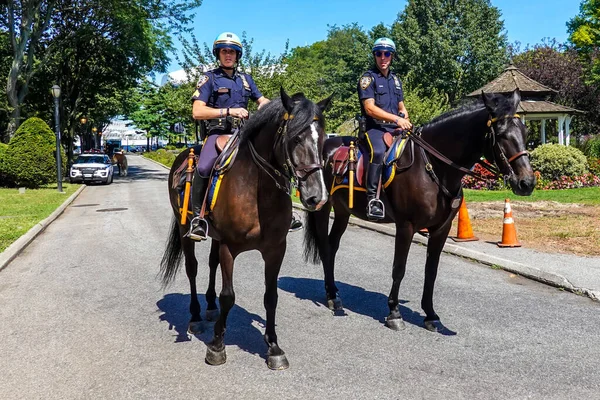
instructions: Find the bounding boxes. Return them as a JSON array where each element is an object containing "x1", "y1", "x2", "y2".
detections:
[{"x1": 310, "y1": 122, "x2": 328, "y2": 208}]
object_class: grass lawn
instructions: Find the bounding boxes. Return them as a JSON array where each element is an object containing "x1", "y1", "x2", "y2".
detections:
[
  {"x1": 0, "y1": 184, "x2": 81, "y2": 252},
  {"x1": 464, "y1": 187, "x2": 600, "y2": 205}
]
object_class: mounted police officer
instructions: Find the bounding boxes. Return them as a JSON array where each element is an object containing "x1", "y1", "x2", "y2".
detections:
[
  {"x1": 188, "y1": 32, "x2": 302, "y2": 241},
  {"x1": 357, "y1": 37, "x2": 412, "y2": 220}
]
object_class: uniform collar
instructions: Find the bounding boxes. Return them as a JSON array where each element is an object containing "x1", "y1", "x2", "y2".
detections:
[
  {"x1": 216, "y1": 66, "x2": 238, "y2": 79},
  {"x1": 371, "y1": 66, "x2": 393, "y2": 78}
]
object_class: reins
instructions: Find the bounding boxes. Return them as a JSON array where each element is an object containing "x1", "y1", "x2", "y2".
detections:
[
  {"x1": 405, "y1": 113, "x2": 528, "y2": 197},
  {"x1": 247, "y1": 111, "x2": 322, "y2": 194}
]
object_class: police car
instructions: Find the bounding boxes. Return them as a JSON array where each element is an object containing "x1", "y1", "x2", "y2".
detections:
[{"x1": 69, "y1": 154, "x2": 114, "y2": 184}]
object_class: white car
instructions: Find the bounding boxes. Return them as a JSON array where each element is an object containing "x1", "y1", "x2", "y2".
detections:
[{"x1": 69, "y1": 154, "x2": 114, "y2": 184}]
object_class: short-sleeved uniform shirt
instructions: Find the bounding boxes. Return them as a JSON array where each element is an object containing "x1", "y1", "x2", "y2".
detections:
[
  {"x1": 191, "y1": 67, "x2": 262, "y2": 109},
  {"x1": 357, "y1": 67, "x2": 404, "y2": 130}
]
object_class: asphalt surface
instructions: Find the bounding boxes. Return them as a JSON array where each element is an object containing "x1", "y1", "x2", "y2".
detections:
[{"x1": 1, "y1": 155, "x2": 598, "y2": 399}]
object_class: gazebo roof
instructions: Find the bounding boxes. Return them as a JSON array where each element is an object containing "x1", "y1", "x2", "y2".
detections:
[
  {"x1": 467, "y1": 65, "x2": 558, "y2": 97},
  {"x1": 517, "y1": 100, "x2": 585, "y2": 115}
]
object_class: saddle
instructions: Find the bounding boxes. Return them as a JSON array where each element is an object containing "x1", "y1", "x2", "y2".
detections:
[{"x1": 331, "y1": 132, "x2": 412, "y2": 188}]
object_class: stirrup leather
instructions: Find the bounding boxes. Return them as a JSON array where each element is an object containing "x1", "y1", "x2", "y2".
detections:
[{"x1": 186, "y1": 216, "x2": 209, "y2": 241}]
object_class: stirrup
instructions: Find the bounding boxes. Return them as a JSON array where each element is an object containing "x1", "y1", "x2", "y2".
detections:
[
  {"x1": 186, "y1": 216, "x2": 209, "y2": 241},
  {"x1": 367, "y1": 198, "x2": 385, "y2": 220}
]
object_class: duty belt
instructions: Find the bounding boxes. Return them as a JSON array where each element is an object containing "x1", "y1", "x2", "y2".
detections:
[{"x1": 206, "y1": 116, "x2": 243, "y2": 133}]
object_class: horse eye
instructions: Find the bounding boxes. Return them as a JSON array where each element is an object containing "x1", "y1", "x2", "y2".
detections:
[{"x1": 294, "y1": 136, "x2": 303, "y2": 145}]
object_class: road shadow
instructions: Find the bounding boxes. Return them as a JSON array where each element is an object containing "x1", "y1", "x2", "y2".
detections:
[
  {"x1": 278, "y1": 277, "x2": 456, "y2": 335},
  {"x1": 112, "y1": 165, "x2": 169, "y2": 183},
  {"x1": 157, "y1": 293, "x2": 269, "y2": 359}
]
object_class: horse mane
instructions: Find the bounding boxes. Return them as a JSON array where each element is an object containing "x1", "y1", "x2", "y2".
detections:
[
  {"x1": 239, "y1": 93, "x2": 322, "y2": 144},
  {"x1": 423, "y1": 92, "x2": 516, "y2": 130}
]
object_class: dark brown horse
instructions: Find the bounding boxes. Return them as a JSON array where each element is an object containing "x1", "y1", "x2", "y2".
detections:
[
  {"x1": 303, "y1": 90, "x2": 535, "y2": 331},
  {"x1": 160, "y1": 88, "x2": 331, "y2": 369}
]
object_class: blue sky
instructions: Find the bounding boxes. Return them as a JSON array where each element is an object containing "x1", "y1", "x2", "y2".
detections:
[{"x1": 166, "y1": 0, "x2": 582, "y2": 74}]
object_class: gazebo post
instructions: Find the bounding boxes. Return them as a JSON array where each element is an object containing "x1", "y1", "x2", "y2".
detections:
[
  {"x1": 565, "y1": 116, "x2": 572, "y2": 146},
  {"x1": 541, "y1": 119, "x2": 546, "y2": 144},
  {"x1": 557, "y1": 116, "x2": 565, "y2": 145}
]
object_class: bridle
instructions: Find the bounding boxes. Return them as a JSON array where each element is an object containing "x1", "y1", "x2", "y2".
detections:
[
  {"x1": 484, "y1": 114, "x2": 529, "y2": 181},
  {"x1": 405, "y1": 113, "x2": 529, "y2": 198},
  {"x1": 248, "y1": 112, "x2": 324, "y2": 194}
]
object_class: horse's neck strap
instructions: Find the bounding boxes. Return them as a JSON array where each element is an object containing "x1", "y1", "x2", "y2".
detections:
[{"x1": 487, "y1": 114, "x2": 520, "y2": 126}]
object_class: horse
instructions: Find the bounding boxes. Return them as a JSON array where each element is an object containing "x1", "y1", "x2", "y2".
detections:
[
  {"x1": 112, "y1": 151, "x2": 128, "y2": 176},
  {"x1": 303, "y1": 89, "x2": 536, "y2": 332},
  {"x1": 160, "y1": 88, "x2": 332, "y2": 369}
]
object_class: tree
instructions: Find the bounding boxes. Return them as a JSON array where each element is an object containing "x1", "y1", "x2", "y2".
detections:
[
  {"x1": 391, "y1": 0, "x2": 509, "y2": 104},
  {"x1": 1, "y1": 0, "x2": 202, "y2": 142},
  {"x1": 568, "y1": 0, "x2": 600, "y2": 85}
]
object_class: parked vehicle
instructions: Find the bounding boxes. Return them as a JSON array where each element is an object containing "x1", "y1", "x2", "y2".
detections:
[{"x1": 69, "y1": 154, "x2": 114, "y2": 184}]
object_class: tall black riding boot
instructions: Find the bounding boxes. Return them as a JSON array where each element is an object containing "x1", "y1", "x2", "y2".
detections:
[
  {"x1": 365, "y1": 162, "x2": 384, "y2": 220},
  {"x1": 187, "y1": 169, "x2": 209, "y2": 241}
]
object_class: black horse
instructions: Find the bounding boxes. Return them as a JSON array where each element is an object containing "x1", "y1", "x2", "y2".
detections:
[
  {"x1": 160, "y1": 88, "x2": 331, "y2": 369},
  {"x1": 304, "y1": 90, "x2": 535, "y2": 331}
]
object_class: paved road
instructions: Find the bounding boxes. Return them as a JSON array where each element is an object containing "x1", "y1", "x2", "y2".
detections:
[{"x1": 1, "y1": 155, "x2": 598, "y2": 399}]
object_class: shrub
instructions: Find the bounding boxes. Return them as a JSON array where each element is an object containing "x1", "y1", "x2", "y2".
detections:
[
  {"x1": 582, "y1": 135, "x2": 600, "y2": 158},
  {"x1": 143, "y1": 149, "x2": 177, "y2": 167},
  {"x1": 3, "y1": 117, "x2": 66, "y2": 188},
  {"x1": 542, "y1": 174, "x2": 600, "y2": 189},
  {"x1": 0, "y1": 142, "x2": 10, "y2": 187},
  {"x1": 530, "y1": 143, "x2": 588, "y2": 180},
  {"x1": 588, "y1": 157, "x2": 600, "y2": 177}
]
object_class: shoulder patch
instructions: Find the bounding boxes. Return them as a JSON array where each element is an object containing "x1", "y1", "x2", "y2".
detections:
[
  {"x1": 393, "y1": 75, "x2": 401, "y2": 89},
  {"x1": 196, "y1": 74, "x2": 209, "y2": 88},
  {"x1": 360, "y1": 75, "x2": 373, "y2": 90},
  {"x1": 240, "y1": 73, "x2": 251, "y2": 91}
]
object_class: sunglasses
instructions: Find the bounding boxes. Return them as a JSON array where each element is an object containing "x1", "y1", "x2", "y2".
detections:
[{"x1": 375, "y1": 51, "x2": 392, "y2": 58}]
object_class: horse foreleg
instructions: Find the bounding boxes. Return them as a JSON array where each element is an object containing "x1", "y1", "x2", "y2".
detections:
[
  {"x1": 325, "y1": 208, "x2": 350, "y2": 311},
  {"x1": 205, "y1": 243, "x2": 236, "y2": 366},
  {"x1": 262, "y1": 245, "x2": 289, "y2": 370},
  {"x1": 385, "y1": 224, "x2": 413, "y2": 331},
  {"x1": 181, "y1": 232, "x2": 202, "y2": 334},
  {"x1": 205, "y1": 239, "x2": 220, "y2": 321},
  {"x1": 421, "y1": 226, "x2": 452, "y2": 332}
]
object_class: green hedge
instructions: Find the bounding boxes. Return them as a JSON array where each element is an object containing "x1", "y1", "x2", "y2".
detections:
[
  {"x1": 3, "y1": 117, "x2": 67, "y2": 188},
  {"x1": 0, "y1": 142, "x2": 10, "y2": 187},
  {"x1": 530, "y1": 143, "x2": 588, "y2": 180}
]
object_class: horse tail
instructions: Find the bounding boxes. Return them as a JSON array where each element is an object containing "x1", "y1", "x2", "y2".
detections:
[
  {"x1": 159, "y1": 216, "x2": 183, "y2": 287},
  {"x1": 303, "y1": 210, "x2": 322, "y2": 264}
]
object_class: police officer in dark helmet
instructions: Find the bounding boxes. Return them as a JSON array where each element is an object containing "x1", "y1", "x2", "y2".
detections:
[
  {"x1": 188, "y1": 32, "x2": 302, "y2": 241},
  {"x1": 357, "y1": 37, "x2": 412, "y2": 220}
]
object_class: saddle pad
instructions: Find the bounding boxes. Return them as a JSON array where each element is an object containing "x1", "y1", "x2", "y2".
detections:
[{"x1": 332, "y1": 147, "x2": 350, "y2": 176}]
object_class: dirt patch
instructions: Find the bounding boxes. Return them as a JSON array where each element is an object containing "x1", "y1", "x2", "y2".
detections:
[{"x1": 454, "y1": 201, "x2": 600, "y2": 256}]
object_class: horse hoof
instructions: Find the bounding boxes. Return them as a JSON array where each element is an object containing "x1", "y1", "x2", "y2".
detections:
[
  {"x1": 267, "y1": 354, "x2": 289, "y2": 370},
  {"x1": 188, "y1": 321, "x2": 203, "y2": 334},
  {"x1": 205, "y1": 346, "x2": 226, "y2": 366},
  {"x1": 327, "y1": 297, "x2": 343, "y2": 311},
  {"x1": 205, "y1": 309, "x2": 219, "y2": 322},
  {"x1": 424, "y1": 319, "x2": 441, "y2": 332},
  {"x1": 385, "y1": 317, "x2": 406, "y2": 331}
]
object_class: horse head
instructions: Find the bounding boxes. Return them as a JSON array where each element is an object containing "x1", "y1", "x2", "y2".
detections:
[
  {"x1": 280, "y1": 87, "x2": 333, "y2": 211},
  {"x1": 482, "y1": 89, "x2": 536, "y2": 196}
]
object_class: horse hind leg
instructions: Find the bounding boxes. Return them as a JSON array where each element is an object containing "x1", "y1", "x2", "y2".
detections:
[
  {"x1": 262, "y1": 246, "x2": 289, "y2": 370},
  {"x1": 205, "y1": 243, "x2": 236, "y2": 366},
  {"x1": 180, "y1": 229, "x2": 203, "y2": 334},
  {"x1": 205, "y1": 239, "x2": 220, "y2": 322},
  {"x1": 325, "y1": 207, "x2": 350, "y2": 312}
]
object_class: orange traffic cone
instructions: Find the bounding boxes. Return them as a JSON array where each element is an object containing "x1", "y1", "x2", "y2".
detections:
[
  {"x1": 497, "y1": 198, "x2": 521, "y2": 248},
  {"x1": 451, "y1": 197, "x2": 479, "y2": 242}
]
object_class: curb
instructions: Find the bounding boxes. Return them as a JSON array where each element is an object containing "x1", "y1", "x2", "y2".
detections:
[
  {"x1": 0, "y1": 185, "x2": 86, "y2": 273},
  {"x1": 292, "y1": 203, "x2": 599, "y2": 302}
]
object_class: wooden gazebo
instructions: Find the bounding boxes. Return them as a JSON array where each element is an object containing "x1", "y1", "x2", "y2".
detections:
[{"x1": 468, "y1": 65, "x2": 584, "y2": 146}]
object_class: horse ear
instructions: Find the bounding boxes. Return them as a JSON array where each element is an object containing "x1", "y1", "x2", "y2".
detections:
[
  {"x1": 511, "y1": 89, "x2": 521, "y2": 108},
  {"x1": 481, "y1": 91, "x2": 497, "y2": 112},
  {"x1": 317, "y1": 94, "x2": 333, "y2": 112},
  {"x1": 280, "y1": 87, "x2": 293, "y2": 112}
]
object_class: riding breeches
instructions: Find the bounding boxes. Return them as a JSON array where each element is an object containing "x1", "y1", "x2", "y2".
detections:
[
  {"x1": 359, "y1": 128, "x2": 388, "y2": 164},
  {"x1": 196, "y1": 135, "x2": 220, "y2": 177}
]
